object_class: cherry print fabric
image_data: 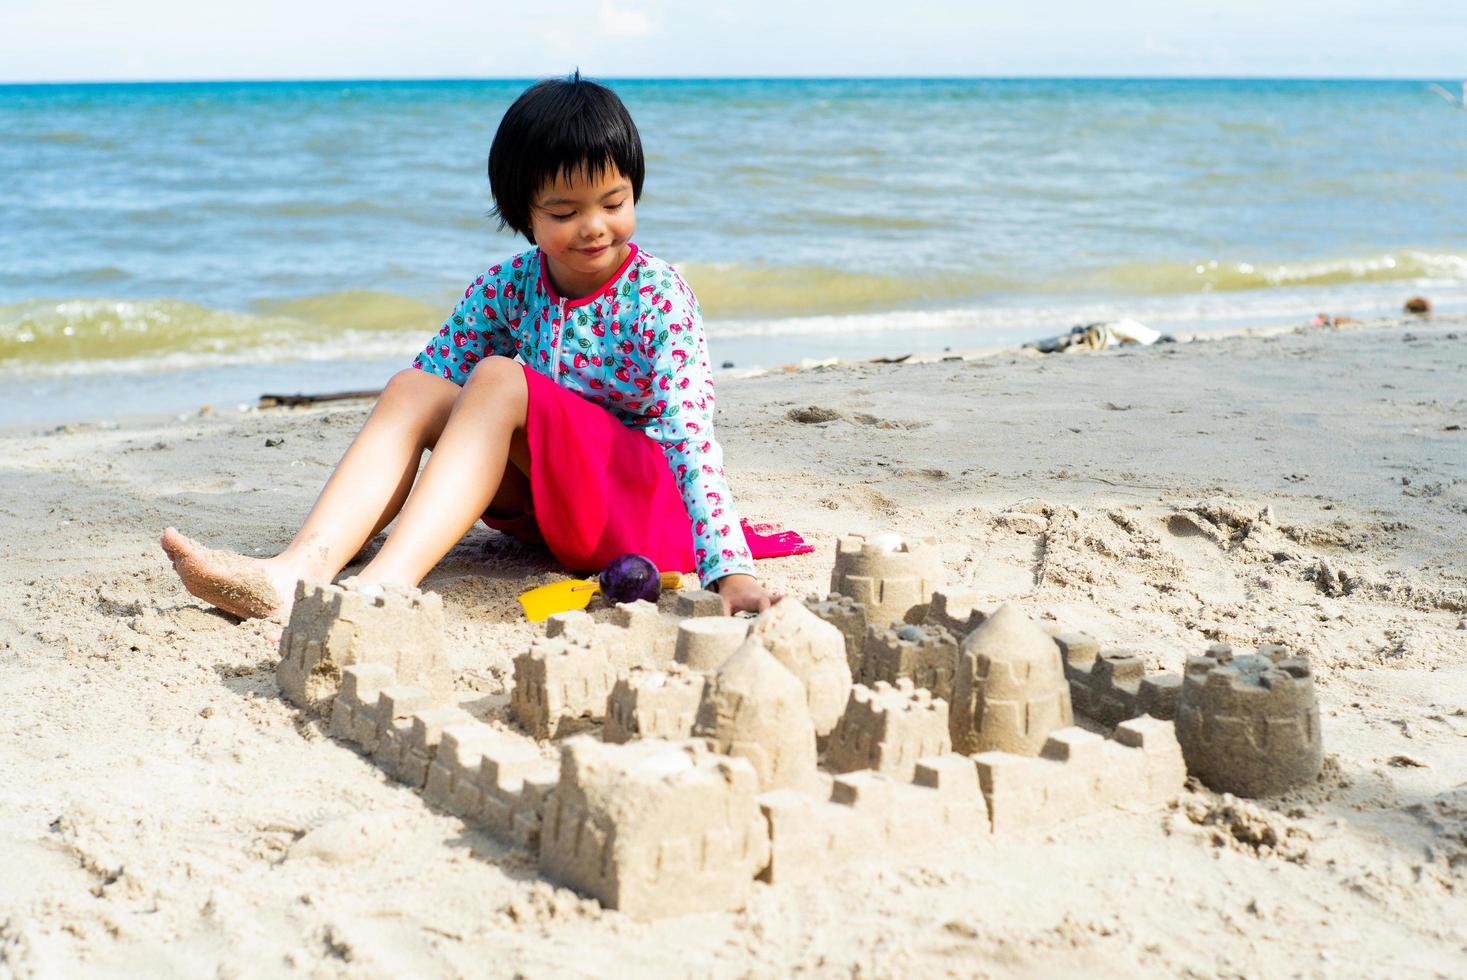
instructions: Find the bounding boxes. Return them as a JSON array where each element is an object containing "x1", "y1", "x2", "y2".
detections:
[{"x1": 412, "y1": 243, "x2": 755, "y2": 585}]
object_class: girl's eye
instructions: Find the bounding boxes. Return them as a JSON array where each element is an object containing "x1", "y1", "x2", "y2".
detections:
[
  {"x1": 606, "y1": 201, "x2": 625, "y2": 211},
  {"x1": 549, "y1": 212, "x2": 574, "y2": 221}
]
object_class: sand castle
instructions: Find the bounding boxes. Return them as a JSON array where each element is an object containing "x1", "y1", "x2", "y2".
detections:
[
  {"x1": 333, "y1": 662, "x2": 559, "y2": 847},
  {"x1": 672, "y1": 616, "x2": 749, "y2": 671},
  {"x1": 1057, "y1": 632, "x2": 1182, "y2": 725},
  {"x1": 604, "y1": 666, "x2": 706, "y2": 743},
  {"x1": 745, "y1": 599, "x2": 852, "y2": 737},
  {"x1": 758, "y1": 755, "x2": 988, "y2": 885},
  {"x1": 829, "y1": 532, "x2": 944, "y2": 627},
  {"x1": 804, "y1": 593, "x2": 868, "y2": 674},
  {"x1": 974, "y1": 717, "x2": 1185, "y2": 833},
  {"x1": 328, "y1": 662, "x2": 437, "y2": 756},
  {"x1": 421, "y1": 721, "x2": 559, "y2": 848},
  {"x1": 511, "y1": 636, "x2": 618, "y2": 739},
  {"x1": 692, "y1": 637, "x2": 819, "y2": 791},
  {"x1": 825, "y1": 679, "x2": 952, "y2": 781},
  {"x1": 277, "y1": 577, "x2": 451, "y2": 713},
  {"x1": 860, "y1": 622, "x2": 960, "y2": 700},
  {"x1": 539, "y1": 738, "x2": 770, "y2": 919},
  {"x1": 1175, "y1": 643, "x2": 1323, "y2": 797},
  {"x1": 542, "y1": 599, "x2": 690, "y2": 671},
  {"x1": 949, "y1": 604, "x2": 1074, "y2": 755},
  {"x1": 671, "y1": 588, "x2": 725, "y2": 618},
  {"x1": 271, "y1": 528, "x2": 1325, "y2": 919},
  {"x1": 923, "y1": 588, "x2": 990, "y2": 637}
]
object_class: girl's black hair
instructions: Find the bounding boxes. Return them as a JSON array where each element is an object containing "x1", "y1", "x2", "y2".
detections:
[{"x1": 488, "y1": 70, "x2": 644, "y2": 244}]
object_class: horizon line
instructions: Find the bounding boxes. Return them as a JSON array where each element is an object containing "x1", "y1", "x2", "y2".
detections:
[{"x1": 1, "y1": 72, "x2": 1459, "y2": 87}]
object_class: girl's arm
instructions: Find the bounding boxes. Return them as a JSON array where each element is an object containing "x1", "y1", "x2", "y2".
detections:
[
  {"x1": 636, "y1": 273, "x2": 755, "y2": 591},
  {"x1": 412, "y1": 261, "x2": 522, "y2": 382}
]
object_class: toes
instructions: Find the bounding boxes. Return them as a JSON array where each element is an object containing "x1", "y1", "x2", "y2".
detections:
[{"x1": 160, "y1": 527, "x2": 192, "y2": 563}]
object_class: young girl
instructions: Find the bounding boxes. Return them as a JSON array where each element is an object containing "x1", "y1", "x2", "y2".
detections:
[{"x1": 161, "y1": 73, "x2": 775, "y2": 618}]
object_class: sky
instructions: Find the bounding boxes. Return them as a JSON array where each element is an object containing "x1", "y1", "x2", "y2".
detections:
[{"x1": 2, "y1": 0, "x2": 1465, "y2": 83}]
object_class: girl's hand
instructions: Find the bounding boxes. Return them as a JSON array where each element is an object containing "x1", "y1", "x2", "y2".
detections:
[{"x1": 711, "y1": 573, "x2": 780, "y2": 615}]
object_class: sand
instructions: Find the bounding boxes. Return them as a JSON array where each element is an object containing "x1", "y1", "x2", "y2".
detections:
[{"x1": 1, "y1": 316, "x2": 1465, "y2": 977}]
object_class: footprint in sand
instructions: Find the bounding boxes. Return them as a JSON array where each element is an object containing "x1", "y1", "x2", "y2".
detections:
[{"x1": 1158, "y1": 512, "x2": 1248, "y2": 605}]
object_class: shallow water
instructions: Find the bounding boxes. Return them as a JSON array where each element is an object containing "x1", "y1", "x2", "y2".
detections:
[{"x1": 3, "y1": 77, "x2": 1465, "y2": 421}]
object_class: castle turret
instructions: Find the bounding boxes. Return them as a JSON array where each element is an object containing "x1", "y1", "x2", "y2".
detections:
[
  {"x1": 1174, "y1": 644, "x2": 1323, "y2": 797},
  {"x1": 830, "y1": 532, "x2": 944, "y2": 627},
  {"x1": 692, "y1": 636, "x2": 817, "y2": 791},
  {"x1": 950, "y1": 604, "x2": 1073, "y2": 755},
  {"x1": 746, "y1": 599, "x2": 852, "y2": 738}
]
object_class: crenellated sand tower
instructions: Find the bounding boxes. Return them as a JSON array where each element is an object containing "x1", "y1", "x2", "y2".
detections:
[
  {"x1": 829, "y1": 532, "x2": 944, "y2": 628},
  {"x1": 1175, "y1": 643, "x2": 1323, "y2": 797}
]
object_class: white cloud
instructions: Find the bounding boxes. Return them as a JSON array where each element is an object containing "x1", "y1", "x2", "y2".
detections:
[{"x1": 599, "y1": 0, "x2": 657, "y2": 40}]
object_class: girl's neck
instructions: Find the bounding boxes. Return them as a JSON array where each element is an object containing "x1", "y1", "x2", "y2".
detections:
[{"x1": 541, "y1": 243, "x2": 635, "y2": 304}]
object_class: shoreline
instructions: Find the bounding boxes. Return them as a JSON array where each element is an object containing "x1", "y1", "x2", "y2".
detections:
[
  {"x1": 4, "y1": 310, "x2": 1460, "y2": 433},
  {"x1": 892, "y1": 309, "x2": 1461, "y2": 364}
]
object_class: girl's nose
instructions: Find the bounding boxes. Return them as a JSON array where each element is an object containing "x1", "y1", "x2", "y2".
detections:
[{"x1": 581, "y1": 212, "x2": 607, "y2": 240}]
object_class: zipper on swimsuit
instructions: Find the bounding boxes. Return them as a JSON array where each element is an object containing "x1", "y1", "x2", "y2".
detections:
[{"x1": 551, "y1": 299, "x2": 566, "y2": 381}]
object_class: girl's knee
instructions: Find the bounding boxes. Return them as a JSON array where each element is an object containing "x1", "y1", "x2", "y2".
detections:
[
  {"x1": 460, "y1": 356, "x2": 528, "y2": 421},
  {"x1": 463, "y1": 356, "x2": 526, "y2": 395},
  {"x1": 374, "y1": 368, "x2": 459, "y2": 442},
  {"x1": 384, "y1": 366, "x2": 453, "y2": 400},
  {"x1": 465, "y1": 354, "x2": 519, "y2": 381}
]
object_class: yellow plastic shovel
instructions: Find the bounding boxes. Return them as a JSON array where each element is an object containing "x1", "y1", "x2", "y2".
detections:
[{"x1": 517, "y1": 571, "x2": 685, "y2": 622}]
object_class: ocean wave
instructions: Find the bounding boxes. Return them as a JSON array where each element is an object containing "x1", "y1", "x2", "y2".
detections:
[
  {"x1": 3, "y1": 250, "x2": 1463, "y2": 371},
  {"x1": 253, "y1": 291, "x2": 441, "y2": 331},
  {"x1": 683, "y1": 251, "x2": 1467, "y2": 318},
  {"x1": 705, "y1": 276, "x2": 1467, "y2": 344},
  {"x1": 1065, "y1": 251, "x2": 1467, "y2": 293},
  {"x1": 0, "y1": 293, "x2": 440, "y2": 367},
  {"x1": 789, "y1": 210, "x2": 934, "y2": 231},
  {"x1": 0, "y1": 333, "x2": 424, "y2": 380}
]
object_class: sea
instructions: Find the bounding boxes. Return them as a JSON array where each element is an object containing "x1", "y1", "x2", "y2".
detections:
[{"x1": 3, "y1": 77, "x2": 1466, "y2": 424}]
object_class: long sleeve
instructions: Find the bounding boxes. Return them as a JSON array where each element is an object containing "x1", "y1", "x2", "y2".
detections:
[
  {"x1": 635, "y1": 272, "x2": 754, "y2": 585},
  {"x1": 412, "y1": 263, "x2": 520, "y2": 383}
]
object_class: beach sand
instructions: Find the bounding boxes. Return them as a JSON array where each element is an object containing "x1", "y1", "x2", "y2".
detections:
[{"x1": 2, "y1": 316, "x2": 1465, "y2": 977}]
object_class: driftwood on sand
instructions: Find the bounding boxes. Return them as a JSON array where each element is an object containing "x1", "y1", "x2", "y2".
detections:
[{"x1": 257, "y1": 389, "x2": 383, "y2": 409}]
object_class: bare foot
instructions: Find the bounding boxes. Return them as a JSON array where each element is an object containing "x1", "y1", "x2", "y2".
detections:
[{"x1": 160, "y1": 528, "x2": 293, "y2": 621}]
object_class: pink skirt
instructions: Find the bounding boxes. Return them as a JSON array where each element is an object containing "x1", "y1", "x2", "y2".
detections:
[{"x1": 481, "y1": 363, "x2": 697, "y2": 575}]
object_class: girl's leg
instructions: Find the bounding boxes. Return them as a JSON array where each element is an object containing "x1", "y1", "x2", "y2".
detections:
[
  {"x1": 161, "y1": 364, "x2": 526, "y2": 618},
  {"x1": 274, "y1": 367, "x2": 484, "y2": 576},
  {"x1": 354, "y1": 356, "x2": 528, "y2": 588}
]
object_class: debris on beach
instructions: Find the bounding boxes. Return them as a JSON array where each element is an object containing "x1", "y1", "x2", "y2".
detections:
[
  {"x1": 1404, "y1": 296, "x2": 1432, "y2": 315},
  {"x1": 258, "y1": 389, "x2": 383, "y2": 409},
  {"x1": 1026, "y1": 319, "x2": 1174, "y2": 354}
]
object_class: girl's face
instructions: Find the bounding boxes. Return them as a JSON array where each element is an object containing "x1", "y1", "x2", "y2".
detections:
[{"x1": 530, "y1": 164, "x2": 636, "y2": 300}]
